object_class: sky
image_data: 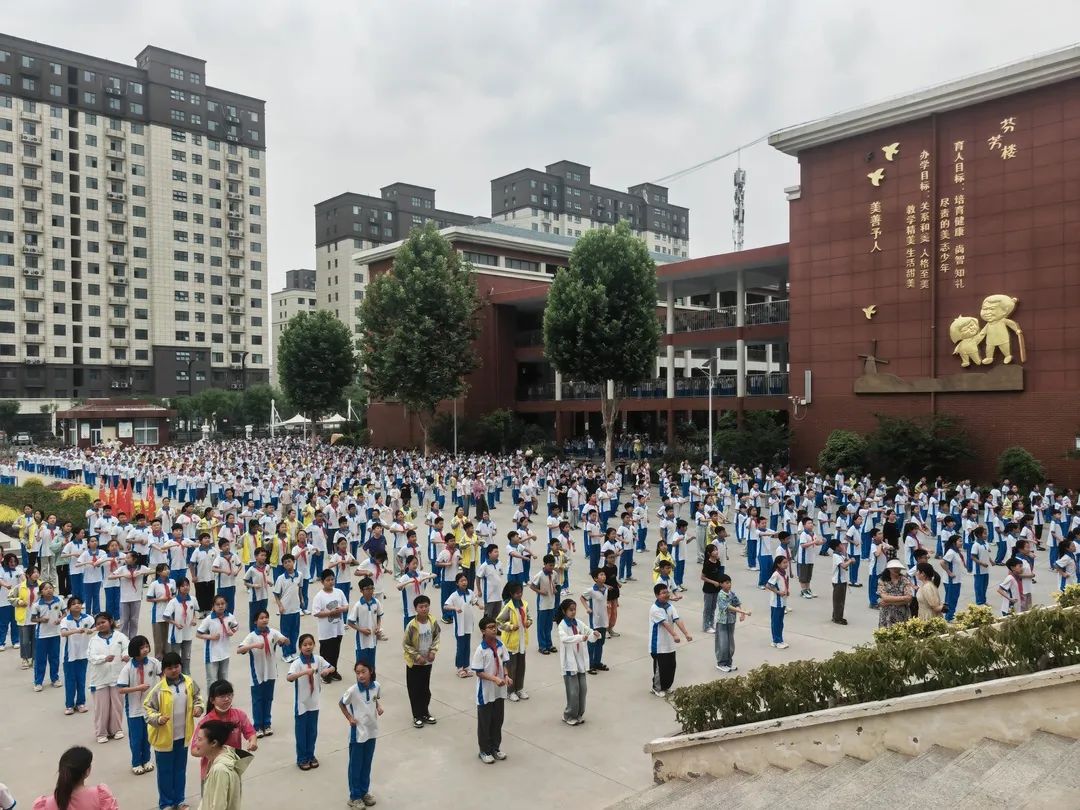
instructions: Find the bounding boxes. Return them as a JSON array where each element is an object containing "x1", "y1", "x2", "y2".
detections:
[{"x1": 8, "y1": 1, "x2": 1080, "y2": 292}]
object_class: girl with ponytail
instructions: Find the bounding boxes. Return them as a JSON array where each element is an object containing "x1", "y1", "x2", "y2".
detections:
[{"x1": 32, "y1": 746, "x2": 118, "y2": 810}]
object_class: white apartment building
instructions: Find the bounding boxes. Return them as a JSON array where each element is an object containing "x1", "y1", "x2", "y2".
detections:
[
  {"x1": 0, "y1": 35, "x2": 268, "y2": 399},
  {"x1": 270, "y1": 268, "x2": 316, "y2": 386}
]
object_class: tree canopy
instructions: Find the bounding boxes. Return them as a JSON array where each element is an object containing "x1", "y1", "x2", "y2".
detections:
[
  {"x1": 543, "y1": 220, "x2": 660, "y2": 463},
  {"x1": 276, "y1": 310, "x2": 360, "y2": 419},
  {"x1": 357, "y1": 222, "x2": 481, "y2": 453}
]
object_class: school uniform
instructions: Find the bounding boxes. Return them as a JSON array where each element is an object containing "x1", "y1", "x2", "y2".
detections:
[
  {"x1": 649, "y1": 599, "x2": 681, "y2": 692},
  {"x1": 146, "y1": 577, "x2": 176, "y2": 660},
  {"x1": 0, "y1": 565, "x2": 20, "y2": 649},
  {"x1": 347, "y1": 595, "x2": 382, "y2": 672},
  {"x1": 766, "y1": 569, "x2": 789, "y2": 644},
  {"x1": 288, "y1": 652, "x2": 331, "y2": 765},
  {"x1": 831, "y1": 551, "x2": 848, "y2": 622},
  {"x1": 435, "y1": 547, "x2": 462, "y2": 622},
  {"x1": 942, "y1": 547, "x2": 964, "y2": 620},
  {"x1": 1054, "y1": 552, "x2": 1078, "y2": 593},
  {"x1": 112, "y1": 564, "x2": 149, "y2": 642},
  {"x1": 403, "y1": 616, "x2": 440, "y2": 720},
  {"x1": 342, "y1": 680, "x2": 381, "y2": 802},
  {"x1": 189, "y1": 546, "x2": 217, "y2": 613},
  {"x1": 144, "y1": 673, "x2": 204, "y2": 810},
  {"x1": 443, "y1": 587, "x2": 478, "y2": 669},
  {"x1": 59, "y1": 611, "x2": 94, "y2": 709},
  {"x1": 970, "y1": 539, "x2": 990, "y2": 605},
  {"x1": 162, "y1": 594, "x2": 198, "y2": 675},
  {"x1": 30, "y1": 595, "x2": 64, "y2": 686},
  {"x1": 243, "y1": 627, "x2": 285, "y2": 732},
  {"x1": 272, "y1": 571, "x2": 303, "y2": 659},
  {"x1": 116, "y1": 655, "x2": 161, "y2": 769},
  {"x1": 196, "y1": 610, "x2": 239, "y2": 692},
  {"x1": 102, "y1": 552, "x2": 123, "y2": 619},
  {"x1": 471, "y1": 638, "x2": 510, "y2": 757},
  {"x1": 580, "y1": 584, "x2": 609, "y2": 670},
  {"x1": 87, "y1": 629, "x2": 129, "y2": 741},
  {"x1": 328, "y1": 550, "x2": 357, "y2": 602},
  {"x1": 475, "y1": 559, "x2": 505, "y2": 618},
  {"x1": 529, "y1": 569, "x2": 559, "y2": 652},
  {"x1": 311, "y1": 586, "x2": 347, "y2": 673},
  {"x1": 997, "y1": 573, "x2": 1024, "y2": 616},
  {"x1": 242, "y1": 563, "x2": 273, "y2": 631},
  {"x1": 558, "y1": 616, "x2": 594, "y2": 722}
]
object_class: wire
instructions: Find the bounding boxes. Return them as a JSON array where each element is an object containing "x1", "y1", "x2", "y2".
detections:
[{"x1": 652, "y1": 134, "x2": 770, "y2": 184}]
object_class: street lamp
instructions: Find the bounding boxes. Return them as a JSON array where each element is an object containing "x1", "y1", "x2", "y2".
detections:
[{"x1": 697, "y1": 356, "x2": 719, "y2": 468}]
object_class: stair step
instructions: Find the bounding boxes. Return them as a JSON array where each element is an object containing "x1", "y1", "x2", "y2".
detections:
[
  {"x1": 921, "y1": 738, "x2": 1015, "y2": 809},
  {"x1": 1020, "y1": 783, "x2": 1076, "y2": 808},
  {"x1": 681, "y1": 766, "x2": 787, "y2": 809},
  {"x1": 678, "y1": 770, "x2": 753, "y2": 809},
  {"x1": 956, "y1": 731, "x2": 1075, "y2": 805},
  {"x1": 605, "y1": 778, "x2": 694, "y2": 810},
  {"x1": 1046, "y1": 738, "x2": 1080, "y2": 789},
  {"x1": 796, "y1": 756, "x2": 871, "y2": 805},
  {"x1": 820, "y1": 750, "x2": 913, "y2": 807},
  {"x1": 652, "y1": 775, "x2": 717, "y2": 807}
]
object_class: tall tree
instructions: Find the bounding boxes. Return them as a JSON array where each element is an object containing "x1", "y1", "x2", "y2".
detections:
[
  {"x1": 358, "y1": 222, "x2": 481, "y2": 454},
  {"x1": 543, "y1": 220, "x2": 660, "y2": 465},
  {"x1": 277, "y1": 310, "x2": 360, "y2": 421}
]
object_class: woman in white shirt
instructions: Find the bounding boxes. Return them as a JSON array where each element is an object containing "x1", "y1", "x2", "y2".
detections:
[
  {"x1": 86, "y1": 613, "x2": 129, "y2": 744},
  {"x1": 556, "y1": 598, "x2": 598, "y2": 726}
]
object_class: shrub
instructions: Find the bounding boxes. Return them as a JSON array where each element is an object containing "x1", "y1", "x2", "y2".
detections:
[
  {"x1": 0, "y1": 504, "x2": 19, "y2": 526},
  {"x1": 0, "y1": 483, "x2": 93, "y2": 529},
  {"x1": 865, "y1": 414, "x2": 972, "y2": 481},
  {"x1": 60, "y1": 484, "x2": 97, "y2": 502},
  {"x1": 1055, "y1": 583, "x2": 1080, "y2": 609},
  {"x1": 952, "y1": 604, "x2": 996, "y2": 630},
  {"x1": 996, "y1": 446, "x2": 1045, "y2": 494},
  {"x1": 669, "y1": 605, "x2": 1080, "y2": 734},
  {"x1": 22, "y1": 476, "x2": 45, "y2": 488},
  {"x1": 817, "y1": 430, "x2": 868, "y2": 476},
  {"x1": 872, "y1": 616, "x2": 949, "y2": 644}
]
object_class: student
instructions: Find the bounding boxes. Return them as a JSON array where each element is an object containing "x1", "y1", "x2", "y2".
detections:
[
  {"x1": 196, "y1": 593, "x2": 240, "y2": 694},
  {"x1": 475, "y1": 544, "x2": 505, "y2": 619},
  {"x1": 654, "y1": 559, "x2": 680, "y2": 601},
  {"x1": 116, "y1": 635, "x2": 160, "y2": 775},
  {"x1": 652, "y1": 539, "x2": 674, "y2": 584},
  {"x1": 395, "y1": 555, "x2": 435, "y2": 631},
  {"x1": 287, "y1": 633, "x2": 335, "y2": 771},
  {"x1": 529, "y1": 555, "x2": 560, "y2": 654},
  {"x1": 796, "y1": 517, "x2": 822, "y2": 599},
  {"x1": 242, "y1": 547, "x2": 273, "y2": 632},
  {"x1": 211, "y1": 540, "x2": 242, "y2": 615},
  {"x1": 669, "y1": 518, "x2": 691, "y2": 590},
  {"x1": 347, "y1": 576, "x2": 384, "y2": 673},
  {"x1": 31, "y1": 745, "x2": 119, "y2": 810},
  {"x1": 162, "y1": 576, "x2": 197, "y2": 675},
  {"x1": 495, "y1": 581, "x2": 531, "y2": 701},
  {"x1": 75, "y1": 535, "x2": 104, "y2": 615},
  {"x1": 146, "y1": 563, "x2": 175, "y2": 661},
  {"x1": 970, "y1": 526, "x2": 991, "y2": 606},
  {"x1": 311, "y1": 569, "x2": 348, "y2": 681},
  {"x1": 505, "y1": 530, "x2": 530, "y2": 585},
  {"x1": 12, "y1": 566, "x2": 42, "y2": 670},
  {"x1": 238, "y1": 608, "x2": 288, "y2": 736},
  {"x1": 579, "y1": 569, "x2": 610, "y2": 674},
  {"x1": 328, "y1": 536, "x2": 358, "y2": 603},
  {"x1": 144, "y1": 650, "x2": 205, "y2": 810},
  {"x1": 87, "y1": 611, "x2": 128, "y2": 744},
  {"x1": 194, "y1": 679, "x2": 258, "y2": 781},
  {"x1": 58, "y1": 594, "x2": 93, "y2": 714},
  {"x1": 700, "y1": 543, "x2": 724, "y2": 633},
  {"x1": 435, "y1": 535, "x2": 462, "y2": 623},
  {"x1": 472, "y1": 615, "x2": 511, "y2": 764},
  {"x1": 290, "y1": 531, "x2": 315, "y2": 612},
  {"x1": 102, "y1": 538, "x2": 123, "y2": 621},
  {"x1": 188, "y1": 532, "x2": 217, "y2": 616},
  {"x1": 556, "y1": 598, "x2": 598, "y2": 725},
  {"x1": 443, "y1": 572, "x2": 480, "y2": 677},
  {"x1": 764, "y1": 555, "x2": 792, "y2": 649},
  {"x1": 30, "y1": 579, "x2": 64, "y2": 691},
  {"x1": 111, "y1": 551, "x2": 151, "y2": 641},
  {"x1": 998, "y1": 554, "x2": 1028, "y2": 616},
  {"x1": 403, "y1": 594, "x2": 440, "y2": 728},
  {"x1": 649, "y1": 582, "x2": 692, "y2": 697},
  {"x1": 339, "y1": 659, "x2": 383, "y2": 808},
  {"x1": 272, "y1": 553, "x2": 303, "y2": 661},
  {"x1": 1053, "y1": 536, "x2": 1078, "y2": 593},
  {"x1": 190, "y1": 719, "x2": 253, "y2": 810},
  {"x1": 940, "y1": 534, "x2": 965, "y2": 621},
  {"x1": 830, "y1": 537, "x2": 852, "y2": 625},
  {"x1": 0, "y1": 552, "x2": 23, "y2": 653},
  {"x1": 600, "y1": 549, "x2": 622, "y2": 637},
  {"x1": 714, "y1": 574, "x2": 751, "y2": 672},
  {"x1": 868, "y1": 529, "x2": 889, "y2": 608}
]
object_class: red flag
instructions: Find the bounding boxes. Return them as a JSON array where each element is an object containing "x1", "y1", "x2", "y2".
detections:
[
  {"x1": 109, "y1": 480, "x2": 117, "y2": 510},
  {"x1": 98, "y1": 480, "x2": 107, "y2": 505},
  {"x1": 146, "y1": 487, "x2": 156, "y2": 520}
]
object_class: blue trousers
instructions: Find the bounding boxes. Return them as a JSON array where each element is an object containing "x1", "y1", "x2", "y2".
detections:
[
  {"x1": 248, "y1": 599, "x2": 267, "y2": 631},
  {"x1": 69, "y1": 573, "x2": 84, "y2": 602},
  {"x1": 63, "y1": 658, "x2": 87, "y2": 708},
  {"x1": 757, "y1": 555, "x2": 771, "y2": 586},
  {"x1": 587, "y1": 628, "x2": 606, "y2": 668},
  {"x1": 1049, "y1": 544, "x2": 1059, "y2": 571},
  {"x1": 747, "y1": 537, "x2": 758, "y2": 569},
  {"x1": 104, "y1": 587, "x2": 120, "y2": 621},
  {"x1": 588, "y1": 546, "x2": 600, "y2": 573},
  {"x1": 220, "y1": 586, "x2": 236, "y2": 615},
  {"x1": 868, "y1": 571, "x2": 880, "y2": 607},
  {"x1": 280, "y1": 612, "x2": 300, "y2": 659},
  {"x1": 356, "y1": 646, "x2": 376, "y2": 673},
  {"x1": 154, "y1": 739, "x2": 187, "y2": 810},
  {"x1": 34, "y1": 635, "x2": 60, "y2": 685},
  {"x1": 440, "y1": 581, "x2": 455, "y2": 622},
  {"x1": 251, "y1": 678, "x2": 275, "y2": 731},
  {"x1": 82, "y1": 581, "x2": 102, "y2": 615},
  {"x1": 348, "y1": 739, "x2": 377, "y2": 800},
  {"x1": 618, "y1": 549, "x2": 633, "y2": 581},
  {"x1": 995, "y1": 541, "x2": 1008, "y2": 565},
  {"x1": 536, "y1": 608, "x2": 553, "y2": 650},
  {"x1": 127, "y1": 716, "x2": 151, "y2": 768},
  {"x1": 848, "y1": 558, "x2": 861, "y2": 585},
  {"x1": 454, "y1": 634, "x2": 470, "y2": 669},
  {"x1": 295, "y1": 709, "x2": 319, "y2": 764},
  {"x1": 674, "y1": 559, "x2": 686, "y2": 587},
  {"x1": 944, "y1": 582, "x2": 961, "y2": 620},
  {"x1": 637, "y1": 527, "x2": 648, "y2": 552},
  {"x1": 973, "y1": 573, "x2": 989, "y2": 606},
  {"x1": 770, "y1": 605, "x2": 785, "y2": 644},
  {"x1": 0, "y1": 605, "x2": 15, "y2": 646}
]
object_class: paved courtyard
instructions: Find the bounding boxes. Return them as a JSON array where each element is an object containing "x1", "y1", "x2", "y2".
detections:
[{"x1": 0, "y1": 469, "x2": 1062, "y2": 809}]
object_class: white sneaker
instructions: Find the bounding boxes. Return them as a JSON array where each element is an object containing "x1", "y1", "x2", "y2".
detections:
[
  {"x1": 132, "y1": 765, "x2": 145, "y2": 775},
  {"x1": 112, "y1": 731, "x2": 124, "y2": 740},
  {"x1": 516, "y1": 690, "x2": 529, "y2": 700},
  {"x1": 563, "y1": 717, "x2": 579, "y2": 726},
  {"x1": 479, "y1": 752, "x2": 495, "y2": 764},
  {"x1": 508, "y1": 692, "x2": 519, "y2": 702},
  {"x1": 651, "y1": 688, "x2": 666, "y2": 697},
  {"x1": 97, "y1": 736, "x2": 108, "y2": 744},
  {"x1": 705, "y1": 627, "x2": 715, "y2": 634},
  {"x1": 0, "y1": 644, "x2": 6, "y2": 651},
  {"x1": 775, "y1": 642, "x2": 789, "y2": 650},
  {"x1": 33, "y1": 685, "x2": 42, "y2": 692},
  {"x1": 716, "y1": 664, "x2": 732, "y2": 672}
]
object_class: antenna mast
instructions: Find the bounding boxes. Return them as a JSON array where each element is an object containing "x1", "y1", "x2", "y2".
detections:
[{"x1": 733, "y1": 154, "x2": 746, "y2": 252}]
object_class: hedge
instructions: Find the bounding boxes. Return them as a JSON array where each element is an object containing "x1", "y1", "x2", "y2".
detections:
[
  {"x1": 0, "y1": 481, "x2": 94, "y2": 531},
  {"x1": 669, "y1": 604, "x2": 1080, "y2": 734}
]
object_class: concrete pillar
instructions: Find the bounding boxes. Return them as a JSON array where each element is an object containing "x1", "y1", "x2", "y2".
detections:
[
  {"x1": 606, "y1": 380, "x2": 615, "y2": 400},
  {"x1": 665, "y1": 282, "x2": 675, "y2": 397},
  {"x1": 737, "y1": 339, "x2": 746, "y2": 397},
  {"x1": 736, "y1": 268, "x2": 746, "y2": 328},
  {"x1": 555, "y1": 370, "x2": 563, "y2": 402},
  {"x1": 683, "y1": 349, "x2": 693, "y2": 377},
  {"x1": 666, "y1": 345, "x2": 675, "y2": 398}
]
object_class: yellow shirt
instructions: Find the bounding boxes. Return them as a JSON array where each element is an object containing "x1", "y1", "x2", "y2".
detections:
[
  {"x1": 240, "y1": 531, "x2": 260, "y2": 566},
  {"x1": 652, "y1": 551, "x2": 674, "y2": 583}
]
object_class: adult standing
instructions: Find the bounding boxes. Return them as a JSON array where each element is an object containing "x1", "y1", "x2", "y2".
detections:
[
  {"x1": 191, "y1": 720, "x2": 252, "y2": 810},
  {"x1": 876, "y1": 560, "x2": 914, "y2": 628}
]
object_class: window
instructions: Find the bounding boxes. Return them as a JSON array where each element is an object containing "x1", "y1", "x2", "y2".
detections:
[
  {"x1": 169, "y1": 89, "x2": 186, "y2": 102},
  {"x1": 189, "y1": 72, "x2": 201, "y2": 84},
  {"x1": 128, "y1": 80, "x2": 143, "y2": 95},
  {"x1": 170, "y1": 110, "x2": 185, "y2": 122},
  {"x1": 133, "y1": 418, "x2": 158, "y2": 446},
  {"x1": 169, "y1": 67, "x2": 185, "y2": 81},
  {"x1": 463, "y1": 251, "x2": 498, "y2": 267}
]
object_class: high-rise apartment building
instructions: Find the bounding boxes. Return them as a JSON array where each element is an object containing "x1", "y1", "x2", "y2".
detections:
[
  {"x1": 313, "y1": 184, "x2": 484, "y2": 330},
  {"x1": 0, "y1": 34, "x2": 268, "y2": 399},
  {"x1": 491, "y1": 160, "x2": 690, "y2": 258},
  {"x1": 270, "y1": 267, "x2": 315, "y2": 386}
]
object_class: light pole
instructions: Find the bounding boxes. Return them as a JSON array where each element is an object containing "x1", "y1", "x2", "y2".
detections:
[
  {"x1": 453, "y1": 397, "x2": 458, "y2": 458},
  {"x1": 698, "y1": 356, "x2": 719, "y2": 468}
]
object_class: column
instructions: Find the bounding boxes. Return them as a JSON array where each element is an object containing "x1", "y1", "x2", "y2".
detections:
[
  {"x1": 736, "y1": 269, "x2": 746, "y2": 398},
  {"x1": 666, "y1": 282, "x2": 675, "y2": 398},
  {"x1": 555, "y1": 371, "x2": 563, "y2": 402},
  {"x1": 682, "y1": 349, "x2": 692, "y2": 377}
]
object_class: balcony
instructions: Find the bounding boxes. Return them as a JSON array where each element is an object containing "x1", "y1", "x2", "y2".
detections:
[
  {"x1": 19, "y1": 133, "x2": 41, "y2": 145},
  {"x1": 106, "y1": 170, "x2": 126, "y2": 182},
  {"x1": 110, "y1": 129, "x2": 126, "y2": 140},
  {"x1": 516, "y1": 372, "x2": 790, "y2": 402},
  {"x1": 518, "y1": 383, "x2": 556, "y2": 402},
  {"x1": 21, "y1": 245, "x2": 43, "y2": 255},
  {"x1": 666, "y1": 300, "x2": 790, "y2": 333},
  {"x1": 22, "y1": 221, "x2": 43, "y2": 233},
  {"x1": 561, "y1": 381, "x2": 603, "y2": 400},
  {"x1": 106, "y1": 212, "x2": 127, "y2": 223},
  {"x1": 107, "y1": 233, "x2": 128, "y2": 244},
  {"x1": 108, "y1": 337, "x2": 129, "y2": 348},
  {"x1": 23, "y1": 311, "x2": 44, "y2": 321},
  {"x1": 24, "y1": 357, "x2": 44, "y2": 366},
  {"x1": 227, "y1": 248, "x2": 244, "y2": 258},
  {"x1": 20, "y1": 110, "x2": 41, "y2": 122},
  {"x1": 21, "y1": 178, "x2": 42, "y2": 189},
  {"x1": 745, "y1": 299, "x2": 790, "y2": 325},
  {"x1": 107, "y1": 315, "x2": 127, "y2": 326},
  {"x1": 227, "y1": 230, "x2": 242, "y2": 239},
  {"x1": 22, "y1": 288, "x2": 44, "y2": 299},
  {"x1": 107, "y1": 295, "x2": 127, "y2": 306},
  {"x1": 747, "y1": 371, "x2": 789, "y2": 396},
  {"x1": 514, "y1": 328, "x2": 544, "y2": 347},
  {"x1": 22, "y1": 200, "x2": 42, "y2": 211},
  {"x1": 227, "y1": 305, "x2": 243, "y2": 314},
  {"x1": 21, "y1": 155, "x2": 42, "y2": 167},
  {"x1": 23, "y1": 333, "x2": 44, "y2": 343},
  {"x1": 106, "y1": 149, "x2": 125, "y2": 160},
  {"x1": 226, "y1": 191, "x2": 243, "y2": 202}
]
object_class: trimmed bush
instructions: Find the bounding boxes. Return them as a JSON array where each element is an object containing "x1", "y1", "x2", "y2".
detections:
[
  {"x1": 669, "y1": 605, "x2": 1080, "y2": 734},
  {"x1": 0, "y1": 483, "x2": 93, "y2": 530},
  {"x1": 817, "y1": 429, "x2": 868, "y2": 476},
  {"x1": 996, "y1": 446, "x2": 1045, "y2": 494}
]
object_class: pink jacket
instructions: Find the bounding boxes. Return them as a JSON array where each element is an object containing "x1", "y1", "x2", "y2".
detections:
[{"x1": 33, "y1": 785, "x2": 119, "y2": 810}]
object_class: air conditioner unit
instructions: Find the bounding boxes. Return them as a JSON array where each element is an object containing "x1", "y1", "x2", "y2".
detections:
[
  {"x1": 226, "y1": 134, "x2": 239, "y2": 143},
  {"x1": 25, "y1": 358, "x2": 44, "y2": 365},
  {"x1": 20, "y1": 133, "x2": 41, "y2": 145},
  {"x1": 105, "y1": 86, "x2": 122, "y2": 96},
  {"x1": 106, "y1": 191, "x2": 127, "y2": 202},
  {"x1": 229, "y1": 383, "x2": 243, "y2": 390},
  {"x1": 21, "y1": 267, "x2": 42, "y2": 277},
  {"x1": 21, "y1": 246, "x2": 42, "y2": 255}
]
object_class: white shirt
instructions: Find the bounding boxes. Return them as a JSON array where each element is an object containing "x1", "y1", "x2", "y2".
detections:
[
  {"x1": 163, "y1": 596, "x2": 199, "y2": 644},
  {"x1": 347, "y1": 597, "x2": 383, "y2": 650},
  {"x1": 289, "y1": 654, "x2": 332, "y2": 715},
  {"x1": 272, "y1": 572, "x2": 303, "y2": 615},
  {"x1": 442, "y1": 588, "x2": 478, "y2": 639},
  {"x1": 242, "y1": 628, "x2": 285, "y2": 684},
  {"x1": 60, "y1": 613, "x2": 94, "y2": 662},
  {"x1": 196, "y1": 611, "x2": 240, "y2": 663},
  {"x1": 87, "y1": 631, "x2": 130, "y2": 689},
  {"x1": 648, "y1": 600, "x2": 681, "y2": 654},
  {"x1": 470, "y1": 639, "x2": 510, "y2": 705},
  {"x1": 557, "y1": 616, "x2": 594, "y2": 673},
  {"x1": 116, "y1": 656, "x2": 162, "y2": 717},
  {"x1": 311, "y1": 587, "x2": 347, "y2": 640},
  {"x1": 340, "y1": 680, "x2": 381, "y2": 743}
]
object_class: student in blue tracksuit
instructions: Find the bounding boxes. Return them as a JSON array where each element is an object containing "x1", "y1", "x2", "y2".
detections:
[
  {"x1": 272, "y1": 554, "x2": 303, "y2": 661},
  {"x1": 969, "y1": 526, "x2": 991, "y2": 605},
  {"x1": 115, "y1": 635, "x2": 160, "y2": 775},
  {"x1": 347, "y1": 577, "x2": 383, "y2": 672},
  {"x1": 939, "y1": 534, "x2": 965, "y2": 621},
  {"x1": 287, "y1": 633, "x2": 335, "y2": 770},
  {"x1": 339, "y1": 658, "x2": 382, "y2": 807},
  {"x1": 30, "y1": 579, "x2": 64, "y2": 689},
  {"x1": 237, "y1": 609, "x2": 287, "y2": 735},
  {"x1": 529, "y1": 556, "x2": 559, "y2": 655},
  {"x1": 442, "y1": 572, "x2": 479, "y2": 677},
  {"x1": 58, "y1": 594, "x2": 93, "y2": 713}
]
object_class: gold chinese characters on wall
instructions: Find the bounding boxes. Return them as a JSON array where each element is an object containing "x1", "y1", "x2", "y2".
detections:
[{"x1": 949, "y1": 295, "x2": 1026, "y2": 367}]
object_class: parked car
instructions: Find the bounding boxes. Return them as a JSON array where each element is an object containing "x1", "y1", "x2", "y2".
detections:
[{"x1": 11, "y1": 432, "x2": 33, "y2": 446}]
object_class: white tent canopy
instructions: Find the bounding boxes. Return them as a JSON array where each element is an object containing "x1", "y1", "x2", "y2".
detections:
[
  {"x1": 319, "y1": 413, "x2": 347, "y2": 425},
  {"x1": 278, "y1": 413, "x2": 312, "y2": 426}
]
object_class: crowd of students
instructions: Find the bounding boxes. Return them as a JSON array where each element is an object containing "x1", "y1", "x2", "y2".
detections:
[{"x1": 2, "y1": 441, "x2": 1076, "y2": 807}]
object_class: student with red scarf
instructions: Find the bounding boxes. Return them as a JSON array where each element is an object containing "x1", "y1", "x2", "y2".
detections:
[
  {"x1": 193, "y1": 679, "x2": 257, "y2": 781},
  {"x1": 472, "y1": 615, "x2": 511, "y2": 763},
  {"x1": 236, "y1": 608, "x2": 287, "y2": 736}
]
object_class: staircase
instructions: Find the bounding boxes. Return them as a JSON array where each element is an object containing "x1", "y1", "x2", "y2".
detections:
[{"x1": 610, "y1": 731, "x2": 1080, "y2": 809}]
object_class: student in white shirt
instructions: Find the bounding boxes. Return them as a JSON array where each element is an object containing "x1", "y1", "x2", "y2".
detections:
[
  {"x1": 110, "y1": 550, "x2": 151, "y2": 641},
  {"x1": 996, "y1": 557, "x2": 1026, "y2": 616},
  {"x1": 86, "y1": 612, "x2": 129, "y2": 743},
  {"x1": 162, "y1": 577, "x2": 198, "y2": 675},
  {"x1": 939, "y1": 534, "x2": 965, "y2": 621},
  {"x1": 556, "y1": 598, "x2": 598, "y2": 725},
  {"x1": 396, "y1": 555, "x2": 435, "y2": 630},
  {"x1": 242, "y1": 548, "x2": 274, "y2": 633},
  {"x1": 212, "y1": 540, "x2": 242, "y2": 614},
  {"x1": 116, "y1": 633, "x2": 161, "y2": 774},
  {"x1": 273, "y1": 554, "x2": 303, "y2": 661},
  {"x1": 442, "y1": 571, "x2": 480, "y2": 678},
  {"x1": 829, "y1": 537, "x2": 852, "y2": 625},
  {"x1": 648, "y1": 581, "x2": 692, "y2": 697},
  {"x1": 764, "y1": 556, "x2": 791, "y2": 649},
  {"x1": 237, "y1": 608, "x2": 288, "y2": 736},
  {"x1": 196, "y1": 593, "x2": 240, "y2": 694},
  {"x1": 58, "y1": 593, "x2": 94, "y2": 713},
  {"x1": 339, "y1": 658, "x2": 383, "y2": 806},
  {"x1": 311, "y1": 569, "x2": 348, "y2": 682},
  {"x1": 475, "y1": 544, "x2": 505, "y2": 618},
  {"x1": 472, "y1": 615, "x2": 511, "y2": 764},
  {"x1": 30, "y1": 579, "x2": 64, "y2": 689},
  {"x1": 347, "y1": 576, "x2": 384, "y2": 673},
  {"x1": 287, "y1": 632, "x2": 335, "y2": 771}
]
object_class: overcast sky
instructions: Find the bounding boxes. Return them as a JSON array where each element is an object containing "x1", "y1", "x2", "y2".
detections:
[{"x1": 9, "y1": 2, "x2": 1080, "y2": 290}]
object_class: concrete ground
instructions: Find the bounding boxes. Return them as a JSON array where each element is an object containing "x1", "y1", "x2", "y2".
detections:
[{"x1": 0, "y1": 470, "x2": 1062, "y2": 809}]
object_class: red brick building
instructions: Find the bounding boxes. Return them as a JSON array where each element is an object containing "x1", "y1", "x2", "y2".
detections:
[{"x1": 770, "y1": 46, "x2": 1080, "y2": 481}]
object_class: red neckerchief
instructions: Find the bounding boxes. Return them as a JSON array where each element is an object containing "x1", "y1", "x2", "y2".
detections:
[
  {"x1": 485, "y1": 637, "x2": 501, "y2": 677},
  {"x1": 1014, "y1": 572, "x2": 1024, "y2": 599},
  {"x1": 217, "y1": 612, "x2": 232, "y2": 639},
  {"x1": 161, "y1": 579, "x2": 172, "y2": 600},
  {"x1": 255, "y1": 564, "x2": 268, "y2": 589},
  {"x1": 300, "y1": 653, "x2": 316, "y2": 690},
  {"x1": 778, "y1": 571, "x2": 790, "y2": 596},
  {"x1": 257, "y1": 626, "x2": 271, "y2": 655}
]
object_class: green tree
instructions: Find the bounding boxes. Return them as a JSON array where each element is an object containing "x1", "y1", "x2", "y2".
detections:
[
  {"x1": 239, "y1": 384, "x2": 278, "y2": 427},
  {"x1": 358, "y1": 223, "x2": 481, "y2": 454},
  {"x1": 277, "y1": 310, "x2": 360, "y2": 422},
  {"x1": 817, "y1": 429, "x2": 868, "y2": 475},
  {"x1": 543, "y1": 220, "x2": 660, "y2": 465},
  {"x1": 865, "y1": 414, "x2": 972, "y2": 480},
  {"x1": 713, "y1": 410, "x2": 790, "y2": 469},
  {"x1": 0, "y1": 400, "x2": 19, "y2": 434},
  {"x1": 997, "y1": 446, "x2": 1045, "y2": 492}
]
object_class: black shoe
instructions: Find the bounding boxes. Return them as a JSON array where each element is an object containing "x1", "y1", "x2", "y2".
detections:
[
  {"x1": 423, "y1": 715, "x2": 437, "y2": 725},
  {"x1": 849, "y1": 583, "x2": 863, "y2": 588},
  {"x1": 547, "y1": 647, "x2": 558, "y2": 654},
  {"x1": 587, "y1": 668, "x2": 597, "y2": 675},
  {"x1": 539, "y1": 649, "x2": 550, "y2": 655},
  {"x1": 331, "y1": 672, "x2": 343, "y2": 681},
  {"x1": 832, "y1": 618, "x2": 848, "y2": 625},
  {"x1": 597, "y1": 664, "x2": 610, "y2": 671}
]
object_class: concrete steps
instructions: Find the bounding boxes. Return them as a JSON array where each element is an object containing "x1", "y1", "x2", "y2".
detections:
[{"x1": 613, "y1": 731, "x2": 1080, "y2": 810}]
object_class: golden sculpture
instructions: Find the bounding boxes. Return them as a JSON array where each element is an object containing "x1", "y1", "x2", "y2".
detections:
[
  {"x1": 867, "y1": 168, "x2": 885, "y2": 187},
  {"x1": 950, "y1": 295, "x2": 1026, "y2": 368},
  {"x1": 861, "y1": 304, "x2": 877, "y2": 320},
  {"x1": 882, "y1": 143, "x2": 900, "y2": 161}
]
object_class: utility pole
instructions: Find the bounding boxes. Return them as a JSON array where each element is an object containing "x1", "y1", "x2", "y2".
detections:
[{"x1": 733, "y1": 165, "x2": 746, "y2": 252}]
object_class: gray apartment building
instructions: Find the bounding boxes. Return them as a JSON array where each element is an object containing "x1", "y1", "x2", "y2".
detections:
[
  {"x1": 313, "y1": 183, "x2": 485, "y2": 328},
  {"x1": 491, "y1": 160, "x2": 690, "y2": 257},
  {"x1": 270, "y1": 267, "x2": 315, "y2": 386},
  {"x1": 0, "y1": 33, "x2": 268, "y2": 400}
]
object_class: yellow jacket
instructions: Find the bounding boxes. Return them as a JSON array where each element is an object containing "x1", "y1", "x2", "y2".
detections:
[
  {"x1": 9, "y1": 579, "x2": 33, "y2": 624},
  {"x1": 143, "y1": 674, "x2": 204, "y2": 751},
  {"x1": 402, "y1": 616, "x2": 441, "y2": 667},
  {"x1": 240, "y1": 531, "x2": 260, "y2": 566},
  {"x1": 496, "y1": 599, "x2": 531, "y2": 652},
  {"x1": 652, "y1": 551, "x2": 674, "y2": 583}
]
